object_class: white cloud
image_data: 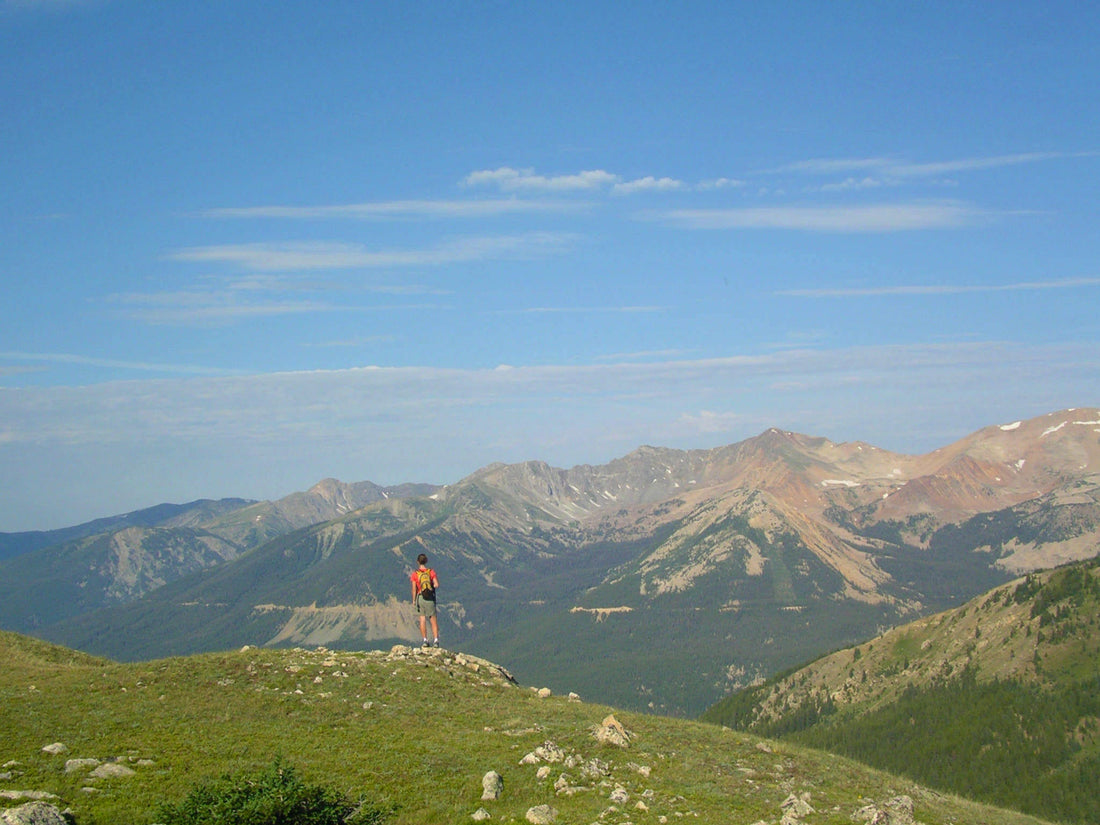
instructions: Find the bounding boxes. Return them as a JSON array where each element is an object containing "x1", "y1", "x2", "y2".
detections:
[
  {"x1": 104, "y1": 291, "x2": 343, "y2": 325},
  {"x1": 0, "y1": 350, "x2": 234, "y2": 376},
  {"x1": 697, "y1": 177, "x2": 746, "y2": 190},
  {"x1": 779, "y1": 277, "x2": 1100, "y2": 298},
  {"x1": 4, "y1": 341, "x2": 1094, "y2": 449},
  {"x1": 464, "y1": 167, "x2": 619, "y2": 192},
  {"x1": 513, "y1": 305, "x2": 666, "y2": 315},
  {"x1": 773, "y1": 157, "x2": 894, "y2": 175},
  {"x1": 463, "y1": 167, "x2": 687, "y2": 196},
  {"x1": 647, "y1": 202, "x2": 985, "y2": 232},
  {"x1": 199, "y1": 198, "x2": 580, "y2": 220},
  {"x1": 4, "y1": 340, "x2": 1097, "y2": 529},
  {"x1": 773, "y1": 152, "x2": 1091, "y2": 186},
  {"x1": 612, "y1": 176, "x2": 684, "y2": 195},
  {"x1": 816, "y1": 176, "x2": 886, "y2": 193},
  {"x1": 169, "y1": 232, "x2": 576, "y2": 271},
  {"x1": 886, "y1": 152, "x2": 1087, "y2": 178}
]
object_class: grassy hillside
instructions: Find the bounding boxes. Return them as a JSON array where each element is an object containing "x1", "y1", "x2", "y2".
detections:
[
  {"x1": 0, "y1": 631, "x2": 1051, "y2": 825},
  {"x1": 702, "y1": 557, "x2": 1100, "y2": 824}
]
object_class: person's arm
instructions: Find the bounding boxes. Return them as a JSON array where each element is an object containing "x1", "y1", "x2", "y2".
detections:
[{"x1": 411, "y1": 575, "x2": 417, "y2": 603}]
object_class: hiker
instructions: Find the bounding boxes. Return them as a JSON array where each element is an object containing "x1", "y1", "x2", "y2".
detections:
[{"x1": 410, "y1": 552, "x2": 440, "y2": 647}]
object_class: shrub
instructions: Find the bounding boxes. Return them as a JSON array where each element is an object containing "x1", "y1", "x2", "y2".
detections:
[{"x1": 155, "y1": 759, "x2": 392, "y2": 825}]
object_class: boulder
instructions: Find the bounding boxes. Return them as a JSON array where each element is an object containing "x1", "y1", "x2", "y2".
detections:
[
  {"x1": 0, "y1": 801, "x2": 67, "y2": 825},
  {"x1": 525, "y1": 804, "x2": 558, "y2": 824},
  {"x1": 481, "y1": 770, "x2": 503, "y2": 801},
  {"x1": 593, "y1": 714, "x2": 631, "y2": 748},
  {"x1": 64, "y1": 758, "x2": 100, "y2": 774},
  {"x1": 854, "y1": 795, "x2": 916, "y2": 825},
  {"x1": 89, "y1": 763, "x2": 135, "y2": 779}
]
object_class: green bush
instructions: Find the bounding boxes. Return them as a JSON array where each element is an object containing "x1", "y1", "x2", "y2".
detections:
[{"x1": 155, "y1": 759, "x2": 392, "y2": 825}]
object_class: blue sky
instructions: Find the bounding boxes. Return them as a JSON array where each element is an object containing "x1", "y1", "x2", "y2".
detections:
[{"x1": 2, "y1": 1, "x2": 1098, "y2": 531}]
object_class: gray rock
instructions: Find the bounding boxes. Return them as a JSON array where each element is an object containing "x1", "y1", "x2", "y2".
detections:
[
  {"x1": 525, "y1": 804, "x2": 558, "y2": 824},
  {"x1": 481, "y1": 770, "x2": 503, "y2": 801},
  {"x1": 64, "y1": 758, "x2": 100, "y2": 774},
  {"x1": 520, "y1": 741, "x2": 566, "y2": 765},
  {"x1": 89, "y1": 762, "x2": 135, "y2": 779},
  {"x1": 471, "y1": 808, "x2": 492, "y2": 821},
  {"x1": 39, "y1": 744, "x2": 66, "y2": 756},
  {"x1": 0, "y1": 801, "x2": 67, "y2": 825},
  {"x1": 854, "y1": 795, "x2": 916, "y2": 825},
  {"x1": 781, "y1": 792, "x2": 814, "y2": 818},
  {"x1": 593, "y1": 714, "x2": 631, "y2": 748}
]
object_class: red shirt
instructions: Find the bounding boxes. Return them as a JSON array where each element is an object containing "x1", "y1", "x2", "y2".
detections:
[{"x1": 411, "y1": 567, "x2": 438, "y2": 596}]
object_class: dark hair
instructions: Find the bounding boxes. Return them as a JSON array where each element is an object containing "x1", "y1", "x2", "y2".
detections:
[{"x1": 417, "y1": 553, "x2": 428, "y2": 565}]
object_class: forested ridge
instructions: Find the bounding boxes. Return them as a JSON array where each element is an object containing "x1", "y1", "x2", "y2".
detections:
[{"x1": 703, "y1": 558, "x2": 1100, "y2": 824}]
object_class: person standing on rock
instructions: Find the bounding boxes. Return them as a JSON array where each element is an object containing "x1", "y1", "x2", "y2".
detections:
[{"x1": 411, "y1": 553, "x2": 440, "y2": 647}]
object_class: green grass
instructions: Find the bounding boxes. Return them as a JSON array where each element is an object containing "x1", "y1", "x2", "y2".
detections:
[{"x1": 0, "y1": 631, "x2": 1053, "y2": 825}]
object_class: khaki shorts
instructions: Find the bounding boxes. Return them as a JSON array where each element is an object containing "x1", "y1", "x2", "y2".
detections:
[{"x1": 416, "y1": 596, "x2": 437, "y2": 618}]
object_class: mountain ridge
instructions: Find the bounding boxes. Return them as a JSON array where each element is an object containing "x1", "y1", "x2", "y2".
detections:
[
  {"x1": 14, "y1": 407, "x2": 1100, "y2": 716},
  {"x1": 700, "y1": 555, "x2": 1100, "y2": 824}
]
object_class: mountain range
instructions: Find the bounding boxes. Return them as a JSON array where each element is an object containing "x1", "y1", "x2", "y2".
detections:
[{"x1": 3, "y1": 406, "x2": 1098, "y2": 716}]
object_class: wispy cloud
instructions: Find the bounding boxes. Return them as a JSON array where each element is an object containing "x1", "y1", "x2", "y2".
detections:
[
  {"x1": 593, "y1": 349, "x2": 695, "y2": 362},
  {"x1": 612, "y1": 176, "x2": 683, "y2": 195},
  {"x1": 307, "y1": 335, "x2": 398, "y2": 349},
  {"x1": 779, "y1": 277, "x2": 1100, "y2": 298},
  {"x1": 104, "y1": 291, "x2": 343, "y2": 325},
  {"x1": 0, "y1": 350, "x2": 232, "y2": 376},
  {"x1": 4, "y1": 342, "x2": 1094, "y2": 450},
  {"x1": 645, "y1": 202, "x2": 986, "y2": 232},
  {"x1": 465, "y1": 166, "x2": 687, "y2": 195},
  {"x1": 170, "y1": 232, "x2": 577, "y2": 272},
  {"x1": 513, "y1": 305, "x2": 666, "y2": 315},
  {"x1": 697, "y1": 177, "x2": 746, "y2": 190},
  {"x1": 198, "y1": 198, "x2": 581, "y2": 220},
  {"x1": 773, "y1": 152, "x2": 1093, "y2": 190},
  {"x1": 465, "y1": 167, "x2": 619, "y2": 191},
  {"x1": 4, "y1": 341, "x2": 1096, "y2": 532}
]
